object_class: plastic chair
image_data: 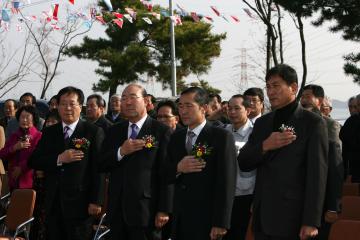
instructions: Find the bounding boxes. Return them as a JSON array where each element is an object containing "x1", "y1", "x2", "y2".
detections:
[
  {"x1": 342, "y1": 183, "x2": 360, "y2": 196},
  {"x1": 328, "y1": 220, "x2": 360, "y2": 240},
  {"x1": 340, "y1": 196, "x2": 360, "y2": 220},
  {"x1": 0, "y1": 189, "x2": 36, "y2": 240}
]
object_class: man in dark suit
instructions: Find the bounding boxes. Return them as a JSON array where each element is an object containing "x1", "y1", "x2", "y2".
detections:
[
  {"x1": 301, "y1": 85, "x2": 343, "y2": 236},
  {"x1": 86, "y1": 94, "x2": 112, "y2": 132},
  {"x1": 238, "y1": 64, "x2": 328, "y2": 240},
  {"x1": 164, "y1": 87, "x2": 237, "y2": 240},
  {"x1": 100, "y1": 84, "x2": 172, "y2": 240},
  {"x1": 29, "y1": 86, "x2": 105, "y2": 240},
  {"x1": 105, "y1": 94, "x2": 125, "y2": 124}
]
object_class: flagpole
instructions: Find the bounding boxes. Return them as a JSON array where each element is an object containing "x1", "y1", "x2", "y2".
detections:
[{"x1": 169, "y1": 0, "x2": 177, "y2": 97}]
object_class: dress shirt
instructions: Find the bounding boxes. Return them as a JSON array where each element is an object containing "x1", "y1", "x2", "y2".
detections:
[
  {"x1": 186, "y1": 120, "x2": 207, "y2": 147},
  {"x1": 226, "y1": 119, "x2": 255, "y2": 196},
  {"x1": 57, "y1": 119, "x2": 80, "y2": 166},
  {"x1": 117, "y1": 114, "x2": 148, "y2": 161},
  {"x1": 250, "y1": 113, "x2": 262, "y2": 125},
  {"x1": 62, "y1": 119, "x2": 80, "y2": 139}
]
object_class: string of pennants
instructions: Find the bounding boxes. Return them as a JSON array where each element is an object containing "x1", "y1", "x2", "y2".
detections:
[{"x1": 0, "y1": 0, "x2": 257, "y2": 32}]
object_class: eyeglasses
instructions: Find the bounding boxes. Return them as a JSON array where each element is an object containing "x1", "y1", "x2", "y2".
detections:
[
  {"x1": 59, "y1": 103, "x2": 80, "y2": 108},
  {"x1": 157, "y1": 115, "x2": 176, "y2": 119},
  {"x1": 120, "y1": 95, "x2": 143, "y2": 101}
]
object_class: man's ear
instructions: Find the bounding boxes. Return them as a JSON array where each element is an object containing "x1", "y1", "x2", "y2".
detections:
[
  {"x1": 245, "y1": 107, "x2": 252, "y2": 117},
  {"x1": 200, "y1": 104, "x2": 209, "y2": 115},
  {"x1": 290, "y1": 83, "x2": 298, "y2": 95}
]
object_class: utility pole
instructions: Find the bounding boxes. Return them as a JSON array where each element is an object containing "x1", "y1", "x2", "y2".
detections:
[{"x1": 169, "y1": 0, "x2": 177, "y2": 96}]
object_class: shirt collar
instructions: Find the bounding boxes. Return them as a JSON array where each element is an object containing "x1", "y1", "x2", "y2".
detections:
[
  {"x1": 232, "y1": 119, "x2": 253, "y2": 137},
  {"x1": 62, "y1": 119, "x2": 80, "y2": 132},
  {"x1": 187, "y1": 120, "x2": 207, "y2": 137},
  {"x1": 129, "y1": 114, "x2": 148, "y2": 130},
  {"x1": 250, "y1": 113, "x2": 262, "y2": 123}
]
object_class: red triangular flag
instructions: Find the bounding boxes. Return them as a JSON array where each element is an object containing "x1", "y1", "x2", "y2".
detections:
[
  {"x1": 113, "y1": 19, "x2": 123, "y2": 28},
  {"x1": 231, "y1": 15, "x2": 240, "y2": 23},
  {"x1": 210, "y1": 6, "x2": 220, "y2": 16},
  {"x1": 69, "y1": 0, "x2": 74, "y2": 4},
  {"x1": 52, "y1": 4, "x2": 59, "y2": 21},
  {"x1": 113, "y1": 12, "x2": 123, "y2": 19},
  {"x1": 204, "y1": 16, "x2": 213, "y2": 22},
  {"x1": 95, "y1": 15, "x2": 106, "y2": 24}
]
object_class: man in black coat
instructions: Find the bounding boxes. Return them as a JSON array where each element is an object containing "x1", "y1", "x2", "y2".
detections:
[
  {"x1": 29, "y1": 86, "x2": 105, "y2": 240},
  {"x1": 86, "y1": 94, "x2": 112, "y2": 132},
  {"x1": 100, "y1": 84, "x2": 172, "y2": 240},
  {"x1": 301, "y1": 85, "x2": 343, "y2": 239},
  {"x1": 238, "y1": 64, "x2": 328, "y2": 240},
  {"x1": 164, "y1": 87, "x2": 237, "y2": 240}
]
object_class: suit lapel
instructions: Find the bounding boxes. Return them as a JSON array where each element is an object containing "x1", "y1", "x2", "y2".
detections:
[
  {"x1": 136, "y1": 116, "x2": 152, "y2": 140},
  {"x1": 195, "y1": 122, "x2": 212, "y2": 146}
]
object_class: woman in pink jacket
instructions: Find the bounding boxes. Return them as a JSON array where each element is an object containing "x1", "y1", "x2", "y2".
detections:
[{"x1": 0, "y1": 105, "x2": 42, "y2": 191}]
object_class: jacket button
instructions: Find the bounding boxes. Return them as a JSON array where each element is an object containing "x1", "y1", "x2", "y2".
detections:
[{"x1": 180, "y1": 184, "x2": 186, "y2": 190}]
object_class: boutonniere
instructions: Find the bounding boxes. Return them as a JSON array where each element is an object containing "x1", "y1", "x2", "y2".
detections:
[
  {"x1": 72, "y1": 138, "x2": 90, "y2": 151},
  {"x1": 142, "y1": 135, "x2": 158, "y2": 149},
  {"x1": 279, "y1": 124, "x2": 296, "y2": 134},
  {"x1": 192, "y1": 143, "x2": 212, "y2": 162}
]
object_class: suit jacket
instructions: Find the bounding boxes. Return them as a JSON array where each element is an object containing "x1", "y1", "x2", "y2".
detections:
[
  {"x1": 164, "y1": 122, "x2": 237, "y2": 240},
  {"x1": 93, "y1": 115, "x2": 113, "y2": 133},
  {"x1": 100, "y1": 116, "x2": 172, "y2": 227},
  {"x1": 238, "y1": 104, "x2": 328, "y2": 237},
  {"x1": 105, "y1": 112, "x2": 125, "y2": 124},
  {"x1": 339, "y1": 114, "x2": 360, "y2": 180},
  {"x1": 323, "y1": 117, "x2": 343, "y2": 212},
  {"x1": 28, "y1": 120, "x2": 105, "y2": 220}
]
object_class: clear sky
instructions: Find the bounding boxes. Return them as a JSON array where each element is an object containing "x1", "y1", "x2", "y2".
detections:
[{"x1": 1, "y1": 0, "x2": 359, "y2": 102}]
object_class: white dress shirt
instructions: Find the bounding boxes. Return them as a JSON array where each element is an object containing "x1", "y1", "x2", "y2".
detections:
[
  {"x1": 225, "y1": 119, "x2": 256, "y2": 196},
  {"x1": 117, "y1": 114, "x2": 148, "y2": 161},
  {"x1": 186, "y1": 120, "x2": 207, "y2": 146}
]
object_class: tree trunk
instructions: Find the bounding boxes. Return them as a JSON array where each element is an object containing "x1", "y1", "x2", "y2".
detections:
[
  {"x1": 296, "y1": 14, "x2": 307, "y2": 101},
  {"x1": 276, "y1": 4, "x2": 284, "y2": 64}
]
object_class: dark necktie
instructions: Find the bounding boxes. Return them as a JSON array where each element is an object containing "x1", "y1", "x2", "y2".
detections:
[
  {"x1": 186, "y1": 131, "x2": 196, "y2": 154},
  {"x1": 64, "y1": 126, "x2": 70, "y2": 140},
  {"x1": 129, "y1": 123, "x2": 138, "y2": 139}
]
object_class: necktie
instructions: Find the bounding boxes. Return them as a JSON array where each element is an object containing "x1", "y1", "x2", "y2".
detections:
[
  {"x1": 186, "y1": 131, "x2": 196, "y2": 154},
  {"x1": 64, "y1": 126, "x2": 70, "y2": 140},
  {"x1": 129, "y1": 123, "x2": 138, "y2": 139}
]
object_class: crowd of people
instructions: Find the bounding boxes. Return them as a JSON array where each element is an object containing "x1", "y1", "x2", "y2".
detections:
[{"x1": 0, "y1": 64, "x2": 358, "y2": 240}]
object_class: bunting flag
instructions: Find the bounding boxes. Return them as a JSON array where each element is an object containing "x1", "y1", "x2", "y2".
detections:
[
  {"x1": 210, "y1": 6, "x2": 220, "y2": 16},
  {"x1": 125, "y1": 7, "x2": 136, "y2": 19},
  {"x1": 51, "y1": 23, "x2": 60, "y2": 30},
  {"x1": 150, "y1": 12, "x2": 161, "y2": 20},
  {"x1": 190, "y1": 12, "x2": 200, "y2": 22},
  {"x1": 113, "y1": 18, "x2": 123, "y2": 28},
  {"x1": 113, "y1": 12, "x2": 123, "y2": 19},
  {"x1": 204, "y1": 16, "x2": 213, "y2": 22},
  {"x1": 243, "y1": 8, "x2": 255, "y2": 19},
  {"x1": 12, "y1": 1, "x2": 20, "y2": 13},
  {"x1": 124, "y1": 14, "x2": 133, "y2": 23},
  {"x1": 176, "y1": 4, "x2": 188, "y2": 16},
  {"x1": 52, "y1": 4, "x2": 59, "y2": 21},
  {"x1": 68, "y1": 0, "x2": 74, "y2": 4},
  {"x1": 90, "y1": 8, "x2": 97, "y2": 19},
  {"x1": 160, "y1": 9, "x2": 169, "y2": 17},
  {"x1": 231, "y1": 15, "x2": 240, "y2": 23},
  {"x1": 170, "y1": 15, "x2": 182, "y2": 26},
  {"x1": 95, "y1": 15, "x2": 106, "y2": 24},
  {"x1": 142, "y1": 17, "x2": 152, "y2": 24},
  {"x1": 221, "y1": 15, "x2": 229, "y2": 22},
  {"x1": 103, "y1": 0, "x2": 113, "y2": 11},
  {"x1": 1, "y1": 8, "x2": 11, "y2": 22}
]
